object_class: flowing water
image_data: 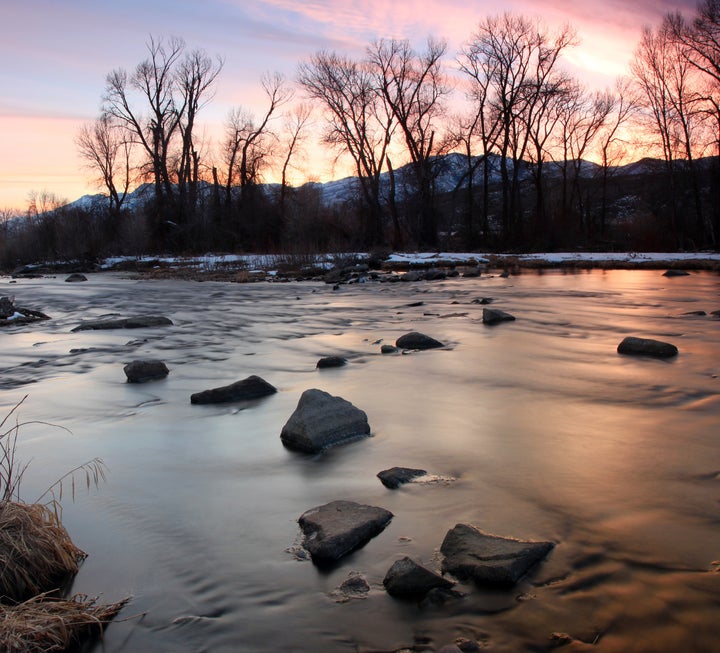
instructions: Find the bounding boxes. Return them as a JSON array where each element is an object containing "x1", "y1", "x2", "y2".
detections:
[{"x1": 1, "y1": 268, "x2": 719, "y2": 653}]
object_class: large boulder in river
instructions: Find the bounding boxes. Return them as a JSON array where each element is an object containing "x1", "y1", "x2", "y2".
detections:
[
  {"x1": 280, "y1": 389, "x2": 370, "y2": 453},
  {"x1": 383, "y1": 557, "x2": 455, "y2": 599},
  {"x1": 124, "y1": 359, "x2": 169, "y2": 383},
  {"x1": 72, "y1": 315, "x2": 173, "y2": 331},
  {"x1": 617, "y1": 336, "x2": 678, "y2": 358},
  {"x1": 298, "y1": 500, "x2": 393, "y2": 562},
  {"x1": 482, "y1": 308, "x2": 516, "y2": 325},
  {"x1": 191, "y1": 375, "x2": 277, "y2": 404},
  {"x1": 395, "y1": 332, "x2": 444, "y2": 350},
  {"x1": 441, "y1": 523, "x2": 554, "y2": 586}
]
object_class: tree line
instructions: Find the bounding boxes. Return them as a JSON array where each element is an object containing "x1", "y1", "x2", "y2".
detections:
[{"x1": 3, "y1": 3, "x2": 720, "y2": 267}]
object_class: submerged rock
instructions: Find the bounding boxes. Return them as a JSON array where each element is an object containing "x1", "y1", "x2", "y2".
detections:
[
  {"x1": 280, "y1": 389, "x2": 371, "y2": 453},
  {"x1": 191, "y1": 375, "x2": 277, "y2": 404},
  {"x1": 377, "y1": 467, "x2": 428, "y2": 489},
  {"x1": 65, "y1": 273, "x2": 87, "y2": 282},
  {"x1": 663, "y1": 269, "x2": 690, "y2": 277},
  {"x1": 440, "y1": 523, "x2": 554, "y2": 586},
  {"x1": 123, "y1": 359, "x2": 169, "y2": 383},
  {"x1": 316, "y1": 356, "x2": 347, "y2": 369},
  {"x1": 381, "y1": 344, "x2": 399, "y2": 354},
  {"x1": 617, "y1": 336, "x2": 678, "y2": 358},
  {"x1": 298, "y1": 500, "x2": 393, "y2": 562},
  {"x1": 395, "y1": 332, "x2": 444, "y2": 350},
  {"x1": 72, "y1": 315, "x2": 173, "y2": 331},
  {"x1": 383, "y1": 556, "x2": 455, "y2": 599},
  {"x1": 482, "y1": 308, "x2": 516, "y2": 325}
]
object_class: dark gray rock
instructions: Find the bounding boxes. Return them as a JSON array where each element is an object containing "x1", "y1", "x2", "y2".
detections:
[
  {"x1": 316, "y1": 356, "x2": 347, "y2": 369},
  {"x1": 663, "y1": 269, "x2": 690, "y2": 277},
  {"x1": 72, "y1": 315, "x2": 173, "y2": 331},
  {"x1": 381, "y1": 344, "x2": 399, "y2": 354},
  {"x1": 280, "y1": 389, "x2": 370, "y2": 453},
  {"x1": 440, "y1": 523, "x2": 554, "y2": 586},
  {"x1": 383, "y1": 556, "x2": 455, "y2": 598},
  {"x1": 401, "y1": 271, "x2": 425, "y2": 282},
  {"x1": 298, "y1": 500, "x2": 393, "y2": 562},
  {"x1": 377, "y1": 467, "x2": 427, "y2": 489},
  {"x1": 681, "y1": 310, "x2": 707, "y2": 316},
  {"x1": 463, "y1": 268, "x2": 482, "y2": 278},
  {"x1": 425, "y1": 268, "x2": 447, "y2": 281},
  {"x1": 339, "y1": 573, "x2": 370, "y2": 596},
  {"x1": 617, "y1": 336, "x2": 678, "y2": 358},
  {"x1": 471, "y1": 297, "x2": 493, "y2": 305},
  {"x1": 65, "y1": 273, "x2": 87, "y2": 282},
  {"x1": 712, "y1": 309, "x2": 720, "y2": 318},
  {"x1": 123, "y1": 359, "x2": 169, "y2": 383},
  {"x1": 395, "y1": 332, "x2": 444, "y2": 350},
  {"x1": 0, "y1": 296, "x2": 14, "y2": 319},
  {"x1": 482, "y1": 308, "x2": 516, "y2": 325},
  {"x1": 191, "y1": 375, "x2": 277, "y2": 404}
]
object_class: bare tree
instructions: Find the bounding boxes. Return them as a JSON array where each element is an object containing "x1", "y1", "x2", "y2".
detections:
[
  {"x1": 76, "y1": 113, "x2": 133, "y2": 215},
  {"x1": 176, "y1": 48, "x2": 223, "y2": 214},
  {"x1": 464, "y1": 14, "x2": 576, "y2": 243},
  {"x1": 223, "y1": 72, "x2": 291, "y2": 203},
  {"x1": 367, "y1": 37, "x2": 448, "y2": 246},
  {"x1": 298, "y1": 51, "x2": 395, "y2": 246},
  {"x1": 278, "y1": 103, "x2": 312, "y2": 220},
  {"x1": 632, "y1": 20, "x2": 705, "y2": 246}
]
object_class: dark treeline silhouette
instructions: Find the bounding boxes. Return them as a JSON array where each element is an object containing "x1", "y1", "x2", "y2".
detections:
[{"x1": 2, "y1": 3, "x2": 720, "y2": 269}]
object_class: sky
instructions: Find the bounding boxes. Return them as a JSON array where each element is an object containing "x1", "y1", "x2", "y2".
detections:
[{"x1": 0, "y1": 0, "x2": 698, "y2": 212}]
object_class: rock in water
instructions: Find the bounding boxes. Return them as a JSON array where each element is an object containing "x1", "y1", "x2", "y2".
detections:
[
  {"x1": 440, "y1": 523, "x2": 554, "y2": 586},
  {"x1": 663, "y1": 269, "x2": 690, "y2": 277},
  {"x1": 395, "y1": 332, "x2": 444, "y2": 350},
  {"x1": 383, "y1": 557, "x2": 455, "y2": 598},
  {"x1": 377, "y1": 467, "x2": 427, "y2": 489},
  {"x1": 316, "y1": 356, "x2": 347, "y2": 369},
  {"x1": 123, "y1": 360, "x2": 169, "y2": 383},
  {"x1": 65, "y1": 273, "x2": 87, "y2": 282},
  {"x1": 298, "y1": 500, "x2": 393, "y2": 562},
  {"x1": 482, "y1": 308, "x2": 516, "y2": 325},
  {"x1": 617, "y1": 336, "x2": 678, "y2": 358},
  {"x1": 72, "y1": 316, "x2": 173, "y2": 331},
  {"x1": 191, "y1": 375, "x2": 277, "y2": 404},
  {"x1": 280, "y1": 389, "x2": 370, "y2": 453}
]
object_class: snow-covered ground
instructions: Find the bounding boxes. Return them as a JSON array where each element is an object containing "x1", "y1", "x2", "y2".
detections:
[{"x1": 97, "y1": 250, "x2": 720, "y2": 274}]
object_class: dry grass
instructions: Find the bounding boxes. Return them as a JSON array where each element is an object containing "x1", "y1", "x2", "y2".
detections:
[
  {"x1": 0, "y1": 501, "x2": 86, "y2": 603},
  {"x1": 0, "y1": 592, "x2": 130, "y2": 653}
]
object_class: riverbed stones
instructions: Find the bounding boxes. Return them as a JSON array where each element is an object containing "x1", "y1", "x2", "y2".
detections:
[
  {"x1": 617, "y1": 336, "x2": 678, "y2": 358},
  {"x1": 316, "y1": 356, "x2": 347, "y2": 369},
  {"x1": 383, "y1": 557, "x2": 455, "y2": 599},
  {"x1": 482, "y1": 308, "x2": 516, "y2": 325},
  {"x1": 190, "y1": 375, "x2": 277, "y2": 404},
  {"x1": 440, "y1": 523, "x2": 554, "y2": 586},
  {"x1": 123, "y1": 359, "x2": 169, "y2": 383},
  {"x1": 377, "y1": 467, "x2": 428, "y2": 489},
  {"x1": 395, "y1": 332, "x2": 444, "y2": 350},
  {"x1": 72, "y1": 315, "x2": 173, "y2": 331},
  {"x1": 298, "y1": 500, "x2": 393, "y2": 562},
  {"x1": 280, "y1": 389, "x2": 370, "y2": 453}
]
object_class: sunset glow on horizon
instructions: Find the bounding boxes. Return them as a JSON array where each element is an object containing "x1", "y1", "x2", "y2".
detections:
[{"x1": 0, "y1": 0, "x2": 697, "y2": 212}]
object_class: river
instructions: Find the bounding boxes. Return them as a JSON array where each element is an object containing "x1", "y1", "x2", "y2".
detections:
[{"x1": 1, "y1": 268, "x2": 719, "y2": 652}]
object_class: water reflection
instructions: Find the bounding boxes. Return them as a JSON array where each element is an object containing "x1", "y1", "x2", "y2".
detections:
[{"x1": 1, "y1": 269, "x2": 719, "y2": 652}]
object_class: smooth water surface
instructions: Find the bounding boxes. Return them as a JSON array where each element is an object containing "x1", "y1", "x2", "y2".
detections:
[{"x1": 1, "y1": 269, "x2": 719, "y2": 652}]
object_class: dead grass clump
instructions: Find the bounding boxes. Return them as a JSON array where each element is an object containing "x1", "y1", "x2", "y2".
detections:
[
  {"x1": 0, "y1": 501, "x2": 86, "y2": 603},
  {"x1": 0, "y1": 592, "x2": 130, "y2": 653}
]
